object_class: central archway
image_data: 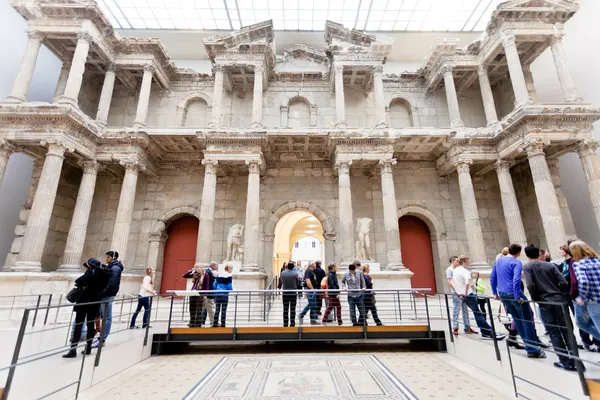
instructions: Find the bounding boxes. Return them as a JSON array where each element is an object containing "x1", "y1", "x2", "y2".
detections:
[{"x1": 273, "y1": 210, "x2": 324, "y2": 275}]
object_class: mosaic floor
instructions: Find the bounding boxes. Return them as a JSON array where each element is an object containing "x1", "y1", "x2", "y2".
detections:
[{"x1": 183, "y1": 355, "x2": 417, "y2": 399}]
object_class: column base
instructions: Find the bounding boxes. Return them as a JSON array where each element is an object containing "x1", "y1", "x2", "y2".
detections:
[
  {"x1": 12, "y1": 261, "x2": 42, "y2": 272},
  {"x1": 56, "y1": 264, "x2": 84, "y2": 273},
  {"x1": 334, "y1": 121, "x2": 347, "y2": 128},
  {"x1": 240, "y1": 263, "x2": 260, "y2": 272},
  {"x1": 57, "y1": 95, "x2": 78, "y2": 105},
  {"x1": 249, "y1": 122, "x2": 265, "y2": 129},
  {"x1": 132, "y1": 121, "x2": 146, "y2": 128},
  {"x1": 95, "y1": 120, "x2": 107, "y2": 129},
  {"x1": 487, "y1": 121, "x2": 503, "y2": 134},
  {"x1": 3, "y1": 95, "x2": 26, "y2": 103},
  {"x1": 368, "y1": 270, "x2": 414, "y2": 290},
  {"x1": 451, "y1": 120, "x2": 464, "y2": 128},
  {"x1": 513, "y1": 98, "x2": 533, "y2": 109},
  {"x1": 232, "y1": 270, "x2": 267, "y2": 290},
  {"x1": 566, "y1": 96, "x2": 584, "y2": 103},
  {"x1": 208, "y1": 120, "x2": 220, "y2": 129},
  {"x1": 374, "y1": 121, "x2": 389, "y2": 129},
  {"x1": 470, "y1": 261, "x2": 492, "y2": 271},
  {"x1": 385, "y1": 262, "x2": 407, "y2": 272}
]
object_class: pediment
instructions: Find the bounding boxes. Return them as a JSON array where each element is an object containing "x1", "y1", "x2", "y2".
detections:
[
  {"x1": 498, "y1": 0, "x2": 577, "y2": 10},
  {"x1": 203, "y1": 20, "x2": 275, "y2": 60},
  {"x1": 324, "y1": 20, "x2": 376, "y2": 47}
]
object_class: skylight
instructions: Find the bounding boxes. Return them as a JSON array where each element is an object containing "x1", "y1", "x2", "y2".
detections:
[{"x1": 98, "y1": 0, "x2": 502, "y2": 32}]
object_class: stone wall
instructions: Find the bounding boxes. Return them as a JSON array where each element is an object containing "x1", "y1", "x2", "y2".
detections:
[
  {"x1": 492, "y1": 77, "x2": 516, "y2": 121},
  {"x1": 77, "y1": 71, "x2": 101, "y2": 120}
]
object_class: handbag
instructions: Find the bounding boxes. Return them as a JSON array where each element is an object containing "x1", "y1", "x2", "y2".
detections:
[
  {"x1": 67, "y1": 286, "x2": 85, "y2": 303},
  {"x1": 497, "y1": 303, "x2": 513, "y2": 325}
]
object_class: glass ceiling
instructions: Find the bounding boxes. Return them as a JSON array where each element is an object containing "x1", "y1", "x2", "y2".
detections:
[{"x1": 98, "y1": 0, "x2": 502, "y2": 32}]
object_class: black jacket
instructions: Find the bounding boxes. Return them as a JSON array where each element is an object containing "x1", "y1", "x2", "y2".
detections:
[
  {"x1": 327, "y1": 271, "x2": 340, "y2": 296},
  {"x1": 102, "y1": 260, "x2": 124, "y2": 298},
  {"x1": 76, "y1": 267, "x2": 110, "y2": 306},
  {"x1": 314, "y1": 266, "x2": 326, "y2": 286}
]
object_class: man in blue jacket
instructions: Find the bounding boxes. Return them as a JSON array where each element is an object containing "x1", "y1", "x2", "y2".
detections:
[{"x1": 93, "y1": 250, "x2": 124, "y2": 348}]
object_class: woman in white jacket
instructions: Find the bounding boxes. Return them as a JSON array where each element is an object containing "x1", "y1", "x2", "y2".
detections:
[{"x1": 130, "y1": 267, "x2": 157, "y2": 329}]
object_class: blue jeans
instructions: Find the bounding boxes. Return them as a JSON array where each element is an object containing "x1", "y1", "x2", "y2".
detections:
[
  {"x1": 465, "y1": 294, "x2": 492, "y2": 336},
  {"x1": 99, "y1": 296, "x2": 114, "y2": 341},
  {"x1": 575, "y1": 302, "x2": 600, "y2": 341},
  {"x1": 130, "y1": 295, "x2": 151, "y2": 328},
  {"x1": 499, "y1": 293, "x2": 540, "y2": 354},
  {"x1": 452, "y1": 292, "x2": 470, "y2": 330},
  {"x1": 347, "y1": 295, "x2": 366, "y2": 326},
  {"x1": 300, "y1": 292, "x2": 317, "y2": 321}
]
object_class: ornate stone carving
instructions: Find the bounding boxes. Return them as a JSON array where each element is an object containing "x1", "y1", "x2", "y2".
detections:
[
  {"x1": 142, "y1": 63, "x2": 156, "y2": 74},
  {"x1": 577, "y1": 140, "x2": 600, "y2": 157},
  {"x1": 202, "y1": 158, "x2": 218, "y2": 174},
  {"x1": 525, "y1": 139, "x2": 546, "y2": 157},
  {"x1": 372, "y1": 65, "x2": 384, "y2": 74},
  {"x1": 28, "y1": 30, "x2": 44, "y2": 41},
  {"x1": 500, "y1": 32, "x2": 516, "y2": 47},
  {"x1": 80, "y1": 160, "x2": 103, "y2": 173},
  {"x1": 335, "y1": 160, "x2": 352, "y2": 175},
  {"x1": 119, "y1": 159, "x2": 146, "y2": 172},
  {"x1": 477, "y1": 64, "x2": 488, "y2": 76},
  {"x1": 40, "y1": 140, "x2": 72, "y2": 157},
  {"x1": 379, "y1": 158, "x2": 397, "y2": 174},
  {"x1": 455, "y1": 159, "x2": 473, "y2": 174},
  {"x1": 225, "y1": 223, "x2": 244, "y2": 262},
  {"x1": 106, "y1": 62, "x2": 117, "y2": 72},
  {"x1": 355, "y1": 217, "x2": 373, "y2": 261},
  {"x1": 334, "y1": 64, "x2": 343, "y2": 74},
  {"x1": 77, "y1": 32, "x2": 93, "y2": 43},
  {"x1": 246, "y1": 159, "x2": 262, "y2": 174},
  {"x1": 441, "y1": 65, "x2": 454, "y2": 76}
]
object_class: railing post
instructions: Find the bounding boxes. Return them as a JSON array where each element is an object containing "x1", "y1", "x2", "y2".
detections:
[
  {"x1": 505, "y1": 339, "x2": 518, "y2": 398},
  {"x1": 154, "y1": 295, "x2": 160, "y2": 322},
  {"x1": 32, "y1": 294, "x2": 42, "y2": 327},
  {"x1": 424, "y1": 294, "x2": 431, "y2": 339},
  {"x1": 43, "y1": 294, "x2": 53, "y2": 325},
  {"x1": 8, "y1": 296, "x2": 16, "y2": 320},
  {"x1": 118, "y1": 294, "x2": 125, "y2": 322},
  {"x1": 486, "y1": 297, "x2": 501, "y2": 361},
  {"x1": 181, "y1": 295, "x2": 186, "y2": 322},
  {"x1": 412, "y1": 292, "x2": 417, "y2": 319},
  {"x1": 143, "y1": 297, "x2": 153, "y2": 347},
  {"x1": 2, "y1": 309, "x2": 30, "y2": 400},
  {"x1": 562, "y1": 303, "x2": 589, "y2": 395},
  {"x1": 94, "y1": 300, "x2": 110, "y2": 367},
  {"x1": 54, "y1": 294, "x2": 63, "y2": 324},
  {"x1": 444, "y1": 294, "x2": 454, "y2": 343},
  {"x1": 233, "y1": 294, "x2": 238, "y2": 340},
  {"x1": 75, "y1": 341, "x2": 88, "y2": 399},
  {"x1": 167, "y1": 295, "x2": 174, "y2": 342}
]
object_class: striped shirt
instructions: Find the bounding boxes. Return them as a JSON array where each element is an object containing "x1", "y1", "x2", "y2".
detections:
[{"x1": 573, "y1": 257, "x2": 600, "y2": 303}]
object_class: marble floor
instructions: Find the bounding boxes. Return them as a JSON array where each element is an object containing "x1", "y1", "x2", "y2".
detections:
[{"x1": 79, "y1": 349, "x2": 512, "y2": 400}]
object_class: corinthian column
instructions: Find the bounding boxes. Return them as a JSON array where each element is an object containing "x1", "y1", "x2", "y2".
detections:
[
  {"x1": 336, "y1": 160, "x2": 354, "y2": 261},
  {"x1": 494, "y1": 160, "x2": 527, "y2": 252},
  {"x1": 110, "y1": 161, "x2": 143, "y2": 266},
  {"x1": 250, "y1": 65, "x2": 264, "y2": 128},
  {"x1": 379, "y1": 159, "x2": 404, "y2": 270},
  {"x1": 501, "y1": 33, "x2": 531, "y2": 108},
  {"x1": 241, "y1": 160, "x2": 262, "y2": 272},
  {"x1": 334, "y1": 64, "x2": 346, "y2": 128},
  {"x1": 373, "y1": 65, "x2": 387, "y2": 128},
  {"x1": 442, "y1": 66, "x2": 463, "y2": 128},
  {"x1": 14, "y1": 142, "x2": 68, "y2": 272},
  {"x1": 547, "y1": 158, "x2": 577, "y2": 238},
  {"x1": 95, "y1": 63, "x2": 116, "y2": 126},
  {"x1": 53, "y1": 62, "x2": 71, "y2": 103},
  {"x1": 58, "y1": 160, "x2": 102, "y2": 272},
  {"x1": 526, "y1": 141, "x2": 567, "y2": 254},
  {"x1": 133, "y1": 64, "x2": 155, "y2": 128},
  {"x1": 0, "y1": 140, "x2": 15, "y2": 187},
  {"x1": 195, "y1": 159, "x2": 218, "y2": 265},
  {"x1": 456, "y1": 160, "x2": 488, "y2": 268},
  {"x1": 59, "y1": 32, "x2": 92, "y2": 104},
  {"x1": 550, "y1": 34, "x2": 582, "y2": 103},
  {"x1": 578, "y1": 141, "x2": 600, "y2": 232},
  {"x1": 477, "y1": 65, "x2": 499, "y2": 126},
  {"x1": 6, "y1": 31, "x2": 44, "y2": 102},
  {"x1": 209, "y1": 64, "x2": 224, "y2": 128}
]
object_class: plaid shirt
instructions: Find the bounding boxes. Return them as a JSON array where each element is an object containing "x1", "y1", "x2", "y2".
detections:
[{"x1": 573, "y1": 257, "x2": 600, "y2": 303}]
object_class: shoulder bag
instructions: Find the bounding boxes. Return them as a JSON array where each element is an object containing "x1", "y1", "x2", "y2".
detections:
[{"x1": 67, "y1": 286, "x2": 85, "y2": 303}]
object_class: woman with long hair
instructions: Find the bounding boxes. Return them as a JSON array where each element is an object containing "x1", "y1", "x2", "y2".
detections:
[
  {"x1": 570, "y1": 240, "x2": 600, "y2": 341},
  {"x1": 130, "y1": 267, "x2": 157, "y2": 329},
  {"x1": 183, "y1": 263, "x2": 205, "y2": 327},
  {"x1": 362, "y1": 264, "x2": 382, "y2": 326},
  {"x1": 214, "y1": 264, "x2": 233, "y2": 327}
]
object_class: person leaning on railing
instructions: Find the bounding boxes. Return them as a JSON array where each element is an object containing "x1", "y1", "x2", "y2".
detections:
[
  {"x1": 183, "y1": 263, "x2": 205, "y2": 327},
  {"x1": 570, "y1": 240, "x2": 600, "y2": 343}
]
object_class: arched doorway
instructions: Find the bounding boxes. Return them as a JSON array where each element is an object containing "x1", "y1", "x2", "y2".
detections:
[
  {"x1": 273, "y1": 211, "x2": 324, "y2": 275},
  {"x1": 398, "y1": 215, "x2": 437, "y2": 292},
  {"x1": 160, "y1": 216, "x2": 199, "y2": 293}
]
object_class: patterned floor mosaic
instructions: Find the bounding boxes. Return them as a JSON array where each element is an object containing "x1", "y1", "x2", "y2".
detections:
[{"x1": 183, "y1": 355, "x2": 418, "y2": 400}]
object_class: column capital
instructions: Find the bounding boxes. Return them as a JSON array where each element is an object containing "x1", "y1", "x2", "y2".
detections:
[
  {"x1": 27, "y1": 30, "x2": 44, "y2": 41},
  {"x1": 577, "y1": 140, "x2": 600, "y2": 157},
  {"x1": 0, "y1": 139, "x2": 16, "y2": 155},
  {"x1": 455, "y1": 159, "x2": 473, "y2": 174},
  {"x1": 246, "y1": 159, "x2": 263, "y2": 174},
  {"x1": 202, "y1": 158, "x2": 218, "y2": 174},
  {"x1": 501, "y1": 32, "x2": 517, "y2": 47},
  {"x1": 372, "y1": 65, "x2": 384, "y2": 75},
  {"x1": 213, "y1": 64, "x2": 224, "y2": 73},
  {"x1": 142, "y1": 63, "x2": 155, "y2": 74},
  {"x1": 76, "y1": 31, "x2": 93, "y2": 43},
  {"x1": 549, "y1": 33, "x2": 564, "y2": 46},
  {"x1": 525, "y1": 139, "x2": 546, "y2": 157},
  {"x1": 119, "y1": 159, "x2": 145, "y2": 173},
  {"x1": 335, "y1": 159, "x2": 352, "y2": 174},
  {"x1": 379, "y1": 158, "x2": 397, "y2": 174},
  {"x1": 494, "y1": 159, "x2": 513, "y2": 171},
  {"x1": 441, "y1": 65, "x2": 454, "y2": 76},
  {"x1": 41, "y1": 140, "x2": 72, "y2": 157},
  {"x1": 263, "y1": 233, "x2": 275, "y2": 243},
  {"x1": 477, "y1": 64, "x2": 489, "y2": 77},
  {"x1": 149, "y1": 231, "x2": 168, "y2": 243},
  {"x1": 80, "y1": 160, "x2": 103, "y2": 173},
  {"x1": 334, "y1": 64, "x2": 344, "y2": 73},
  {"x1": 106, "y1": 62, "x2": 117, "y2": 72},
  {"x1": 254, "y1": 64, "x2": 265, "y2": 74}
]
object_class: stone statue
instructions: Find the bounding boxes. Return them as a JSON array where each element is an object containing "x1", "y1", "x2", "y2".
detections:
[
  {"x1": 234, "y1": 244, "x2": 244, "y2": 262},
  {"x1": 226, "y1": 224, "x2": 244, "y2": 261},
  {"x1": 355, "y1": 217, "x2": 373, "y2": 261}
]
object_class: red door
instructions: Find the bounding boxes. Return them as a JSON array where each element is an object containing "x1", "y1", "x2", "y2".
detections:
[
  {"x1": 398, "y1": 216, "x2": 438, "y2": 292},
  {"x1": 160, "y1": 216, "x2": 199, "y2": 293}
]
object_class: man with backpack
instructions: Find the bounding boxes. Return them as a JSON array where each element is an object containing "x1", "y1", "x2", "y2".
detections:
[{"x1": 92, "y1": 250, "x2": 123, "y2": 348}]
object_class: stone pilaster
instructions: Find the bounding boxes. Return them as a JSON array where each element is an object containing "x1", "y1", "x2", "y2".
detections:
[
  {"x1": 59, "y1": 32, "x2": 92, "y2": 105},
  {"x1": 477, "y1": 65, "x2": 499, "y2": 126},
  {"x1": 373, "y1": 65, "x2": 387, "y2": 128},
  {"x1": 501, "y1": 33, "x2": 531, "y2": 108},
  {"x1": 526, "y1": 140, "x2": 567, "y2": 254},
  {"x1": 53, "y1": 62, "x2": 71, "y2": 103},
  {"x1": 250, "y1": 65, "x2": 264, "y2": 128},
  {"x1": 379, "y1": 159, "x2": 404, "y2": 270},
  {"x1": 0, "y1": 140, "x2": 16, "y2": 188},
  {"x1": 58, "y1": 160, "x2": 102, "y2": 272},
  {"x1": 241, "y1": 160, "x2": 262, "y2": 272},
  {"x1": 147, "y1": 231, "x2": 168, "y2": 287},
  {"x1": 336, "y1": 160, "x2": 354, "y2": 262},
  {"x1": 95, "y1": 63, "x2": 117, "y2": 126},
  {"x1": 442, "y1": 66, "x2": 463, "y2": 128},
  {"x1": 13, "y1": 142, "x2": 68, "y2": 272},
  {"x1": 6, "y1": 31, "x2": 44, "y2": 102},
  {"x1": 547, "y1": 158, "x2": 577, "y2": 239},
  {"x1": 550, "y1": 34, "x2": 582, "y2": 103},
  {"x1": 334, "y1": 64, "x2": 346, "y2": 128},
  {"x1": 456, "y1": 160, "x2": 488, "y2": 268},
  {"x1": 494, "y1": 160, "x2": 527, "y2": 253},
  {"x1": 209, "y1": 64, "x2": 224, "y2": 128},
  {"x1": 522, "y1": 65, "x2": 538, "y2": 103},
  {"x1": 133, "y1": 64, "x2": 155, "y2": 128},
  {"x1": 577, "y1": 141, "x2": 600, "y2": 234},
  {"x1": 195, "y1": 159, "x2": 218, "y2": 265},
  {"x1": 110, "y1": 160, "x2": 143, "y2": 266}
]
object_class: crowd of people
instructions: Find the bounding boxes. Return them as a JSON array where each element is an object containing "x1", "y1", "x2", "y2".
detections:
[{"x1": 278, "y1": 259, "x2": 384, "y2": 327}]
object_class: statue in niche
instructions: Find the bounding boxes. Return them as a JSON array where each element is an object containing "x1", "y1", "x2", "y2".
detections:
[
  {"x1": 225, "y1": 224, "x2": 244, "y2": 262},
  {"x1": 355, "y1": 218, "x2": 373, "y2": 261},
  {"x1": 234, "y1": 245, "x2": 244, "y2": 262}
]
